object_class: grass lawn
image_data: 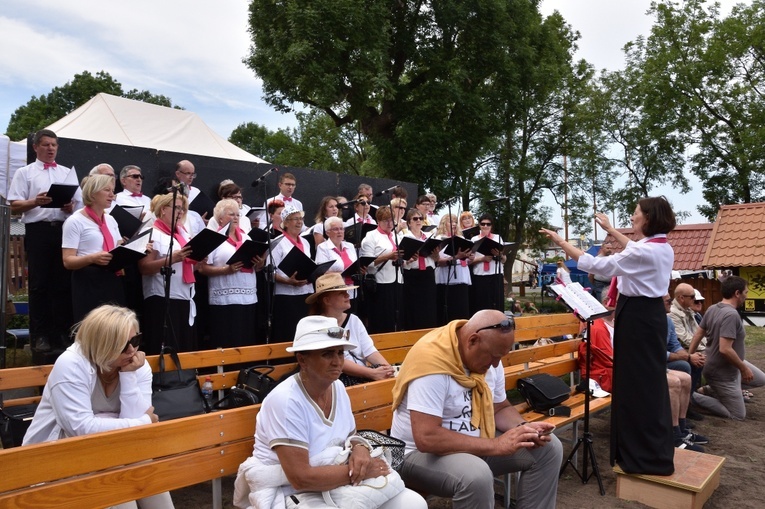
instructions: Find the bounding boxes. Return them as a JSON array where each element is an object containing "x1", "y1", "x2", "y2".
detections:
[{"x1": 746, "y1": 325, "x2": 765, "y2": 346}]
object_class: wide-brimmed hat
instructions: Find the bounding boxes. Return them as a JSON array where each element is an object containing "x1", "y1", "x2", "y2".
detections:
[
  {"x1": 280, "y1": 205, "x2": 304, "y2": 223},
  {"x1": 305, "y1": 273, "x2": 358, "y2": 304},
  {"x1": 286, "y1": 315, "x2": 356, "y2": 353},
  {"x1": 693, "y1": 289, "x2": 705, "y2": 301}
]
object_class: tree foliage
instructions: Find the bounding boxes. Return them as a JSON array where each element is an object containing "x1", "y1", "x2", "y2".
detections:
[
  {"x1": 626, "y1": 0, "x2": 765, "y2": 220},
  {"x1": 6, "y1": 70, "x2": 181, "y2": 141}
]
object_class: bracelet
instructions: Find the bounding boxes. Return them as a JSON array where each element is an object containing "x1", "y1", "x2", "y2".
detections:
[{"x1": 351, "y1": 442, "x2": 372, "y2": 453}]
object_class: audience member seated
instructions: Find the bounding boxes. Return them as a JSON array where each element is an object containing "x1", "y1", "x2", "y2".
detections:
[
  {"x1": 391, "y1": 310, "x2": 562, "y2": 509},
  {"x1": 23, "y1": 304, "x2": 174, "y2": 509},
  {"x1": 690, "y1": 276, "x2": 765, "y2": 420},
  {"x1": 578, "y1": 302, "x2": 614, "y2": 392},
  {"x1": 307, "y1": 273, "x2": 395, "y2": 386},
  {"x1": 233, "y1": 316, "x2": 426, "y2": 509}
]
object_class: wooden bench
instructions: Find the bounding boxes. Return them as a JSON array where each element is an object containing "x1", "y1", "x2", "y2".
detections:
[{"x1": 0, "y1": 314, "x2": 585, "y2": 508}]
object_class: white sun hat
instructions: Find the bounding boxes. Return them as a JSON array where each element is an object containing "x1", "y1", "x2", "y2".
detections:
[{"x1": 286, "y1": 315, "x2": 357, "y2": 353}]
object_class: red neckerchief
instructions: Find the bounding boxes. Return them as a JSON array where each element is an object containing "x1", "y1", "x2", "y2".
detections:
[
  {"x1": 84, "y1": 206, "x2": 115, "y2": 252},
  {"x1": 153, "y1": 219, "x2": 196, "y2": 284},
  {"x1": 223, "y1": 225, "x2": 253, "y2": 273},
  {"x1": 283, "y1": 232, "x2": 304, "y2": 253},
  {"x1": 377, "y1": 226, "x2": 396, "y2": 250},
  {"x1": 482, "y1": 232, "x2": 493, "y2": 271},
  {"x1": 417, "y1": 232, "x2": 427, "y2": 270},
  {"x1": 333, "y1": 244, "x2": 354, "y2": 284}
]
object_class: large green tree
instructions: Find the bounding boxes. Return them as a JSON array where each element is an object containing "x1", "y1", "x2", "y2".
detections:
[
  {"x1": 631, "y1": 0, "x2": 765, "y2": 219},
  {"x1": 6, "y1": 70, "x2": 180, "y2": 141},
  {"x1": 245, "y1": 0, "x2": 535, "y2": 194}
]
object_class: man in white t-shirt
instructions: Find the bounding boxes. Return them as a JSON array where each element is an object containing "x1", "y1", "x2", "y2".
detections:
[{"x1": 391, "y1": 309, "x2": 562, "y2": 509}]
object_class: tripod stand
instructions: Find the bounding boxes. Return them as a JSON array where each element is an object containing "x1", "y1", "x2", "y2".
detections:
[{"x1": 559, "y1": 317, "x2": 605, "y2": 495}]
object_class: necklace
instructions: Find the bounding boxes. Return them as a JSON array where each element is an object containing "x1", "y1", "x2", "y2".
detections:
[{"x1": 98, "y1": 369, "x2": 119, "y2": 385}]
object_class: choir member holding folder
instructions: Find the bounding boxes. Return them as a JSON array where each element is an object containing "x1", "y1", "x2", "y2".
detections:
[
  {"x1": 197, "y1": 199, "x2": 263, "y2": 348},
  {"x1": 435, "y1": 214, "x2": 473, "y2": 325},
  {"x1": 401, "y1": 209, "x2": 439, "y2": 329},
  {"x1": 271, "y1": 206, "x2": 313, "y2": 342},
  {"x1": 138, "y1": 193, "x2": 196, "y2": 354},
  {"x1": 314, "y1": 216, "x2": 359, "y2": 306},
  {"x1": 62, "y1": 174, "x2": 127, "y2": 322},
  {"x1": 469, "y1": 213, "x2": 507, "y2": 314}
]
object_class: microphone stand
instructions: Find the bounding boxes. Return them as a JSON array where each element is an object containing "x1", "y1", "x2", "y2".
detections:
[
  {"x1": 253, "y1": 168, "x2": 278, "y2": 346},
  {"x1": 160, "y1": 184, "x2": 181, "y2": 352}
]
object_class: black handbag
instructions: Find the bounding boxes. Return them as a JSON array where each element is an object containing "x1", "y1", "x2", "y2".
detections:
[
  {"x1": 152, "y1": 347, "x2": 208, "y2": 421},
  {"x1": 236, "y1": 365, "x2": 279, "y2": 403},
  {"x1": 516, "y1": 374, "x2": 570, "y2": 413},
  {"x1": 212, "y1": 386, "x2": 259, "y2": 410},
  {"x1": 0, "y1": 400, "x2": 37, "y2": 448}
]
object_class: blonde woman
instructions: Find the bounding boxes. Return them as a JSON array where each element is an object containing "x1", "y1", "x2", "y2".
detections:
[
  {"x1": 555, "y1": 259, "x2": 573, "y2": 285},
  {"x1": 435, "y1": 214, "x2": 473, "y2": 324},
  {"x1": 23, "y1": 304, "x2": 174, "y2": 509},
  {"x1": 138, "y1": 193, "x2": 195, "y2": 354},
  {"x1": 62, "y1": 174, "x2": 126, "y2": 322}
]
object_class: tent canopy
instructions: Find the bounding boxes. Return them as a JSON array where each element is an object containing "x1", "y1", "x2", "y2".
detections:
[
  {"x1": 540, "y1": 245, "x2": 600, "y2": 275},
  {"x1": 45, "y1": 93, "x2": 266, "y2": 163}
]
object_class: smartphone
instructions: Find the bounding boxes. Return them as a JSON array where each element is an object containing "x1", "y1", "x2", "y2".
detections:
[{"x1": 538, "y1": 425, "x2": 556, "y2": 437}]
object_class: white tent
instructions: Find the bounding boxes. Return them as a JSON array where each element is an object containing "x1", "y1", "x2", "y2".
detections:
[
  {"x1": 0, "y1": 135, "x2": 28, "y2": 200},
  {"x1": 45, "y1": 93, "x2": 267, "y2": 163}
]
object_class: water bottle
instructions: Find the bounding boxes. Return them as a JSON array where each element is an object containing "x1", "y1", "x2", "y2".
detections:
[{"x1": 202, "y1": 376, "x2": 214, "y2": 408}]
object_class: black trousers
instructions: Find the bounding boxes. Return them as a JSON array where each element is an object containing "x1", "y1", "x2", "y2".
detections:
[{"x1": 24, "y1": 222, "x2": 73, "y2": 346}]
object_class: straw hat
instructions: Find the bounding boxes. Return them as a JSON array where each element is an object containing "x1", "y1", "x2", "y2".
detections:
[
  {"x1": 305, "y1": 273, "x2": 358, "y2": 305},
  {"x1": 286, "y1": 315, "x2": 356, "y2": 353}
]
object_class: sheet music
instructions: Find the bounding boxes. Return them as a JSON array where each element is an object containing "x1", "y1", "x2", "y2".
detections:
[{"x1": 550, "y1": 282, "x2": 610, "y2": 321}]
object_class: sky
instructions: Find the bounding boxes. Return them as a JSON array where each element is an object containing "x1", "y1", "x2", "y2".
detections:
[{"x1": 0, "y1": 0, "x2": 741, "y2": 230}]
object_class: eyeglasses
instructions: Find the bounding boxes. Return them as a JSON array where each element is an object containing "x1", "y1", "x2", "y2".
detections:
[
  {"x1": 410, "y1": 217, "x2": 423, "y2": 221},
  {"x1": 476, "y1": 318, "x2": 515, "y2": 334},
  {"x1": 230, "y1": 194, "x2": 243, "y2": 200},
  {"x1": 664, "y1": 298, "x2": 673, "y2": 303},
  {"x1": 694, "y1": 300, "x2": 702, "y2": 304},
  {"x1": 357, "y1": 201, "x2": 368, "y2": 206},
  {"x1": 327, "y1": 227, "x2": 344, "y2": 232},
  {"x1": 396, "y1": 206, "x2": 406, "y2": 210},
  {"x1": 126, "y1": 174, "x2": 144, "y2": 180},
  {"x1": 315, "y1": 327, "x2": 349, "y2": 340},
  {"x1": 178, "y1": 171, "x2": 197, "y2": 179},
  {"x1": 479, "y1": 222, "x2": 492, "y2": 226},
  {"x1": 122, "y1": 333, "x2": 142, "y2": 353}
]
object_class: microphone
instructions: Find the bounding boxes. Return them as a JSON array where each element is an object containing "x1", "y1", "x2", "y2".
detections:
[
  {"x1": 374, "y1": 186, "x2": 397, "y2": 197},
  {"x1": 251, "y1": 167, "x2": 278, "y2": 186},
  {"x1": 486, "y1": 196, "x2": 509, "y2": 204},
  {"x1": 167, "y1": 182, "x2": 186, "y2": 194}
]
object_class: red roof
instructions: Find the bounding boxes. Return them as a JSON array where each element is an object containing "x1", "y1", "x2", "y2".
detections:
[
  {"x1": 602, "y1": 223, "x2": 713, "y2": 271},
  {"x1": 703, "y1": 202, "x2": 765, "y2": 268}
]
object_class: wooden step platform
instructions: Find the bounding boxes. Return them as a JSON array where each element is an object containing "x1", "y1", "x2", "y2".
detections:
[{"x1": 613, "y1": 448, "x2": 725, "y2": 509}]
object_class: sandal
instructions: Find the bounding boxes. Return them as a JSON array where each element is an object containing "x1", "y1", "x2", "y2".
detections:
[{"x1": 743, "y1": 389, "x2": 753, "y2": 401}]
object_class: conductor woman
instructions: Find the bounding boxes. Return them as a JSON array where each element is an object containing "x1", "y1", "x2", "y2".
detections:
[{"x1": 540, "y1": 196, "x2": 676, "y2": 475}]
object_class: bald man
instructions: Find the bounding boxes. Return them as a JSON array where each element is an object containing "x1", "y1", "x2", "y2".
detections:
[
  {"x1": 670, "y1": 283, "x2": 707, "y2": 351},
  {"x1": 391, "y1": 310, "x2": 562, "y2": 509}
]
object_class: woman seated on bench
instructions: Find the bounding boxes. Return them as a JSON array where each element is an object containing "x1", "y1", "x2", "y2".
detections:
[
  {"x1": 23, "y1": 304, "x2": 174, "y2": 509},
  {"x1": 307, "y1": 272, "x2": 395, "y2": 386},
  {"x1": 234, "y1": 316, "x2": 425, "y2": 509}
]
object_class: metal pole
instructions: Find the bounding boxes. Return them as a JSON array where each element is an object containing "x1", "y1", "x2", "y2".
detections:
[{"x1": 0, "y1": 203, "x2": 11, "y2": 369}]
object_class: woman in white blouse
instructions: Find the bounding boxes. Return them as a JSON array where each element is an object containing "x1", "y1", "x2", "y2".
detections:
[
  {"x1": 402, "y1": 208, "x2": 438, "y2": 329},
  {"x1": 23, "y1": 304, "x2": 174, "y2": 509},
  {"x1": 435, "y1": 214, "x2": 473, "y2": 325},
  {"x1": 197, "y1": 199, "x2": 263, "y2": 348},
  {"x1": 62, "y1": 174, "x2": 126, "y2": 323}
]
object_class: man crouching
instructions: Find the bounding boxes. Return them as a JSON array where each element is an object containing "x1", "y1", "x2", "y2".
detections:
[{"x1": 391, "y1": 309, "x2": 562, "y2": 509}]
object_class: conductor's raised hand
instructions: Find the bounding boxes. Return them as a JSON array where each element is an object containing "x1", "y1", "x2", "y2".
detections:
[
  {"x1": 539, "y1": 228, "x2": 563, "y2": 245},
  {"x1": 594, "y1": 213, "x2": 613, "y2": 232}
]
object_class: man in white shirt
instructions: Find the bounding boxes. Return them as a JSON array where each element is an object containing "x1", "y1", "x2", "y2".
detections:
[
  {"x1": 115, "y1": 165, "x2": 152, "y2": 215},
  {"x1": 174, "y1": 159, "x2": 200, "y2": 203},
  {"x1": 391, "y1": 310, "x2": 562, "y2": 509},
  {"x1": 8, "y1": 129, "x2": 82, "y2": 355}
]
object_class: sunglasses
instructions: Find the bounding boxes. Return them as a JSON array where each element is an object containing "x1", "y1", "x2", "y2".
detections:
[
  {"x1": 476, "y1": 318, "x2": 515, "y2": 334},
  {"x1": 410, "y1": 217, "x2": 424, "y2": 221},
  {"x1": 315, "y1": 327, "x2": 350, "y2": 340},
  {"x1": 396, "y1": 206, "x2": 407, "y2": 210},
  {"x1": 479, "y1": 222, "x2": 492, "y2": 226},
  {"x1": 122, "y1": 333, "x2": 142, "y2": 353},
  {"x1": 357, "y1": 201, "x2": 368, "y2": 206},
  {"x1": 126, "y1": 174, "x2": 144, "y2": 179}
]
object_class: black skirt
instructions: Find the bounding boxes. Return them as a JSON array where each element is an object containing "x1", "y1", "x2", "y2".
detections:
[
  {"x1": 436, "y1": 284, "x2": 470, "y2": 326},
  {"x1": 71, "y1": 265, "x2": 126, "y2": 323},
  {"x1": 368, "y1": 282, "x2": 403, "y2": 333},
  {"x1": 141, "y1": 295, "x2": 197, "y2": 354},
  {"x1": 271, "y1": 294, "x2": 308, "y2": 342},
  {"x1": 403, "y1": 268, "x2": 438, "y2": 330},
  {"x1": 611, "y1": 294, "x2": 674, "y2": 475},
  {"x1": 208, "y1": 303, "x2": 258, "y2": 348},
  {"x1": 470, "y1": 273, "x2": 505, "y2": 314}
]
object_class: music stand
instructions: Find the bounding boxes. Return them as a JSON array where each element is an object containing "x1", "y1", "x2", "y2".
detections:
[
  {"x1": 549, "y1": 282, "x2": 609, "y2": 495},
  {"x1": 559, "y1": 317, "x2": 606, "y2": 495}
]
